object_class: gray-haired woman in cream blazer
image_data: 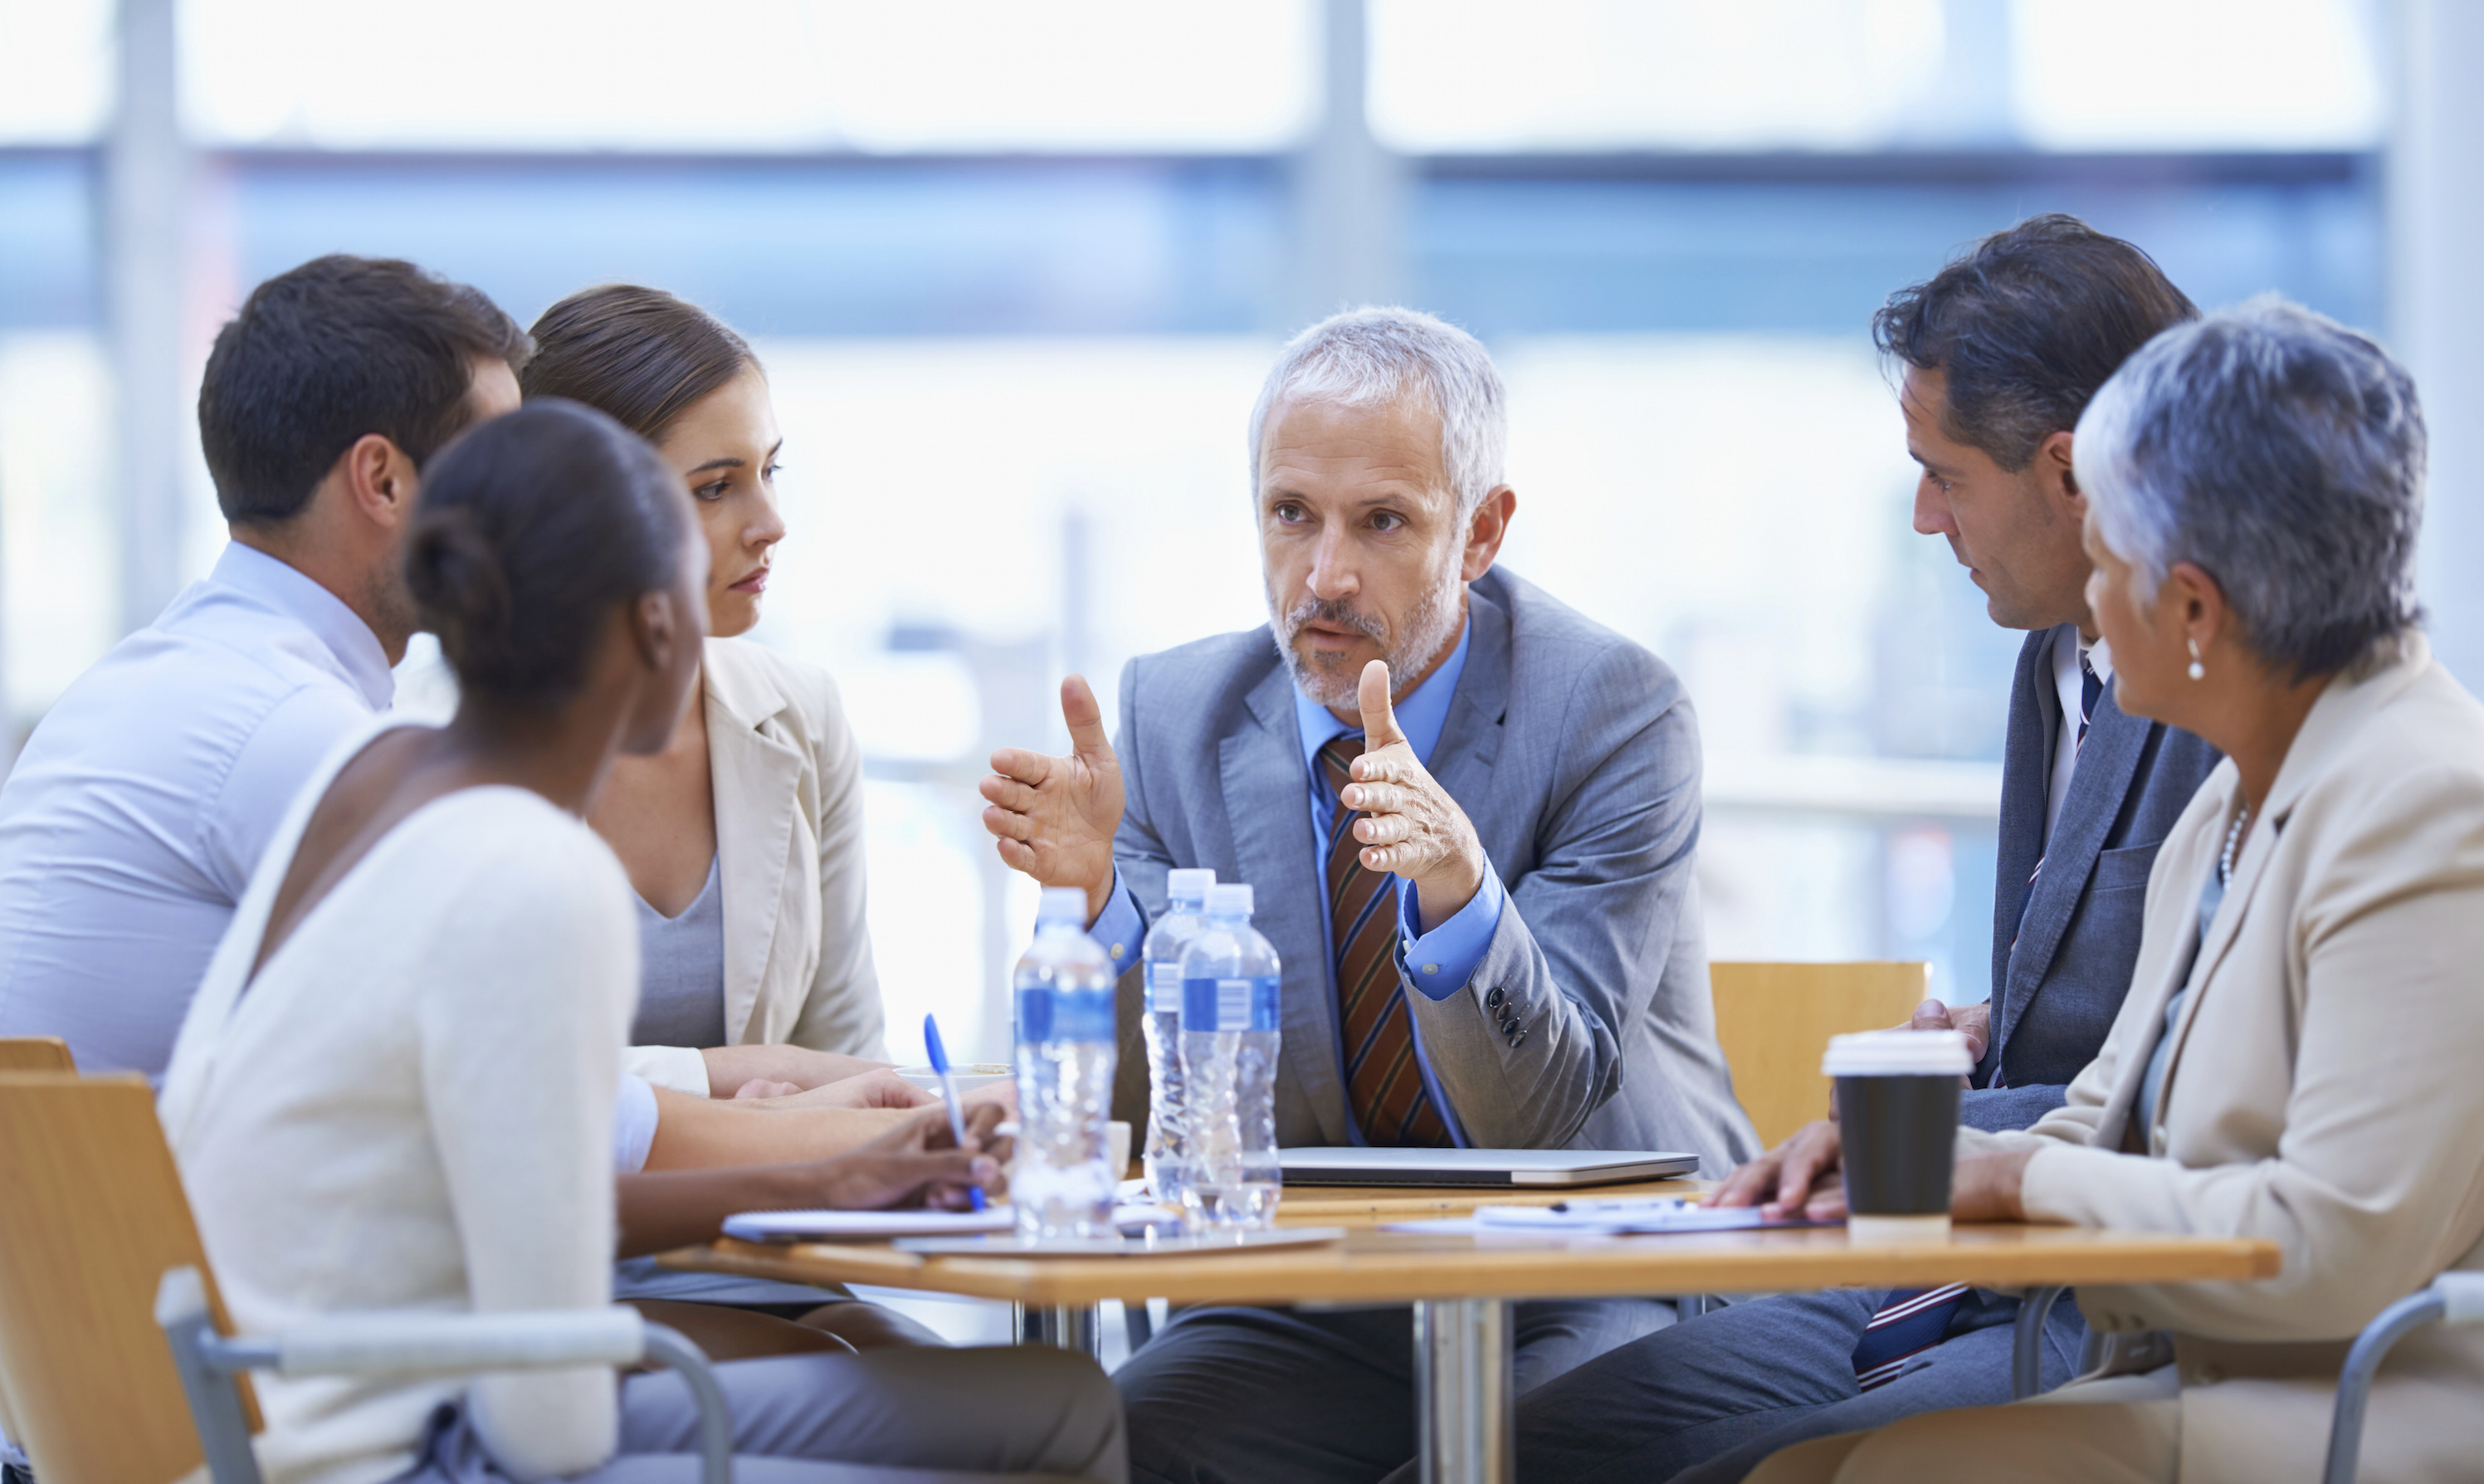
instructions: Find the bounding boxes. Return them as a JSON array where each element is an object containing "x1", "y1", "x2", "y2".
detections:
[{"x1": 1731, "y1": 300, "x2": 2484, "y2": 1483}]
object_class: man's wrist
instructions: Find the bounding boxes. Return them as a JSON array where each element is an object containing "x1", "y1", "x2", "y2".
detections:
[{"x1": 1411, "y1": 847, "x2": 1486, "y2": 933}]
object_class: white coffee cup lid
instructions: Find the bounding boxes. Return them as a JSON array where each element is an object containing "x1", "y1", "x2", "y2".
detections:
[{"x1": 1821, "y1": 1029, "x2": 1973, "y2": 1076}]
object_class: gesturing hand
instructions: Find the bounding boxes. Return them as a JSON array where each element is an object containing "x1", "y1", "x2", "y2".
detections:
[
  {"x1": 1342, "y1": 659, "x2": 1487, "y2": 931},
  {"x1": 979, "y1": 675, "x2": 1125, "y2": 924},
  {"x1": 807, "y1": 1103, "x2": 1013, "y2": 1212},
  {"x1": 1899, "y1": 998, "x2": 1991, "y2": 1088}
]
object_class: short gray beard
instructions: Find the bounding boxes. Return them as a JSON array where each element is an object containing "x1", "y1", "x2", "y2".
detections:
[{"x1": 1270, "y1": 556, "x2": 1466, "y2": 711}]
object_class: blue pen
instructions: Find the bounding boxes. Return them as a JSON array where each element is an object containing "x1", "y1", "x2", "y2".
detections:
[{"x1": 922, "y1": 1013, "x2": 988, "y2": 1212}]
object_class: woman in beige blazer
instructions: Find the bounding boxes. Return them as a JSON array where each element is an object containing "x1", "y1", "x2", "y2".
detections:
[
  {"x1": 1743, "y1": 300, "x2": 2484, "y2": 1482},
  {"x1": 525, "y1": 287, "x2": 945, "y2": 1351},
  {"x1": 523, "y1": 286, "x2": 888, "y2": 1099}
]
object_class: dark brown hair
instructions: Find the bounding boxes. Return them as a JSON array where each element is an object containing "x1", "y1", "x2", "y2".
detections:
[
  {"x1": 200, "y1": 255, "x2": 529, "y2": 525},
  {"x1": 404, "y1": 399, "x2": 689, "y2": 708},
  {"x1": 519, "y1": 285, "x2": 757, "y2": 442},
  {"x1": 1872, "y1": 214, "x2": 2199, "y2": 471}
]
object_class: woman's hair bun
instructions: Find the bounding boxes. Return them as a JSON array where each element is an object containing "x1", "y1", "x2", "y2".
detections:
[
  {"x1": 403, "y1": 504, "x2": 510, "y2": 666},
  {"x1": 403, "y1": 399, "x2": 687, "y2": 706}
]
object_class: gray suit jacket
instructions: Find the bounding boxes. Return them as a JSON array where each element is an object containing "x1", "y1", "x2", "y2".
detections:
[
  {"x1": 1964, "y1": 624, "x2": 2221, "y2": 1133},
  {"x1": 1106, "y1": 568, "x2": 1759, "y2": 1173}
]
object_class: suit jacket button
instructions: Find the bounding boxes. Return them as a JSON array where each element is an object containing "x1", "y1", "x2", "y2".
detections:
[
  {"x1": 1508, "y1": 1030, "x2": 1527, "y2": 1049},
  {"x1": 1486, "y1": 988, "x2": 1505, "y2": 1008}
]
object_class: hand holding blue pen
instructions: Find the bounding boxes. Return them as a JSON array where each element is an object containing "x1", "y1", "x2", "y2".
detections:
[{"x1": 923, "y1": 1013, "x2": 988, "y2": 1213}]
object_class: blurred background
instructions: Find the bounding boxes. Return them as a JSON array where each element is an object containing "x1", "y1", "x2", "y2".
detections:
[{"x1": 1, "y1": 0, "x2": 2477, "y2": 1066}]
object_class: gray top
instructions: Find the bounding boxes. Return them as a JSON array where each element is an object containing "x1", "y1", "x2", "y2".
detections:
[
  {"x1": 2140, "y1": 835, "x2": 2234, "y2": 1135},
  {"x1": 631, "y1": 855, "x2": 727, "y2": 1050}
]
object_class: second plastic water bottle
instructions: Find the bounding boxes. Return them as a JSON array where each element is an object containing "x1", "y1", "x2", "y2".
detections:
[
  {"x1": 1012, "y1": 886, "x2": 1118, "y2": 1240},
  {"x1": 1179, "y1": 882, "x2": 1282, "y2": 1229},
  {"x1": 1140, "y1": 868, "x2": 1217, "y2": 1207}
]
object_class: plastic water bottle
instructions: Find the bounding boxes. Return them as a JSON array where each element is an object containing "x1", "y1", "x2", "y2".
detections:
[
  {"x1": 1012, "y1": 886, "x2": 1119, "y2": 1241},
  {"x1": 1179, "y1": 882, "x2": 1283, "y2": 1229},
  {"x1": 1141, "y1": 868, "x2": 1218, "y2": 1207}
]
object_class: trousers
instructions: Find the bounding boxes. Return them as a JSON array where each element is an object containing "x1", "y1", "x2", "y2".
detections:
[
  {"x1": 394, "y1": 1345, "x2": 1128, "y2": 1483},
  {"x1": 1116, "y1": 1298, "x2": 1677, "y2": 1484},
  {"x1": 1443, "y1": 1286, "x2": 2087, "y2": 1483}
]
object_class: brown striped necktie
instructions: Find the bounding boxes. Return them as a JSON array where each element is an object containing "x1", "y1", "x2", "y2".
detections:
[{"x1": 1317, "y1": 735, "x2": 1452, "y2": 1147}]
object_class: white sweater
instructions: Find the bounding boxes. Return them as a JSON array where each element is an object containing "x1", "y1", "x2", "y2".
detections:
[{"x1": 160, "y1": 728, "x2": 638, "y2": 1484}]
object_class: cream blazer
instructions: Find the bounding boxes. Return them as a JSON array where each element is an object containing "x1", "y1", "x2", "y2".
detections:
[
  {"x1": 1967, "y1": 634, "x2": 2484, "y2": 1482},
  {"x1": 624, "y1": 637, "x2": 886, "y2": 1092}
]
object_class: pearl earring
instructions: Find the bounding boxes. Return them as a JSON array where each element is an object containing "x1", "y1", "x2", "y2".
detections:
[{"x1": 2187, "y1": 637, "x2": 2206, "y2": 681}]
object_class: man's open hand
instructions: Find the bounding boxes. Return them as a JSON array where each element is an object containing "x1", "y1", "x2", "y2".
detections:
[
  {"x1": 1343, "y1": 659, "x2": 1487, "y2": 931},
  {"x1": 979, "y1": 675, "x2": 1125, "y2": 923}
]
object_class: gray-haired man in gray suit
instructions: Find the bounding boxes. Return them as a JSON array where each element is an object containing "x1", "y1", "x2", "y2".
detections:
[
  {"x1": 980, "y1": 306, "x2": 1756, "y2": 1481},
  {"x1": 1466, "y1": 215, "x2": 2224, "y2": 1484}
]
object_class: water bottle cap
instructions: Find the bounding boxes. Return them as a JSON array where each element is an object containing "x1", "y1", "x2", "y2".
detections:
[
  {"x1": 1205, "y1": 882, "x2": 1253, "y2": 916},
  {"x1": 1167, "y1": 868, "x2": 1216, "y2": 906},
  {"x1": 1035, "y1": 886, "x2": 1089, "y2": 925}
]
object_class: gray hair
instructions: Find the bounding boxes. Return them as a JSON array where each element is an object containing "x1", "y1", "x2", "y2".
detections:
[
  {"x1": 2075, "y1": 295, "x2": 2425, "y2": 681},
  {"x1": 1247, "y1": 306, "x2": 1507, "y2": 519}
]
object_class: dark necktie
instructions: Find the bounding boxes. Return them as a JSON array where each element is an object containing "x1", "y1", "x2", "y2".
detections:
[
  {"x1": 1317, "y1": 735, "x2": 1452, "y2": 1147},
  {"x1": 1857, "y1": 655, "x2": 2106, "y2": 1381}
]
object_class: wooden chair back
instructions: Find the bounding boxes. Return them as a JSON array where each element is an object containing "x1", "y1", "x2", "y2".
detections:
[
  {"x1": 0, "y1": 1073, "x2": 256, "y2": 1484},
  {"x1": 0, "y1": 1037, "x2": 72, "y2": 1072},
  {"x1": 1709, "y1": 961, "x2": 1935, "y2": 1149}
]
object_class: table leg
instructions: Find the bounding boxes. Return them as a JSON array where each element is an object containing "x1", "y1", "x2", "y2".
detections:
[
  {"x1": 1413, "y1": 1298, "x2": 1512, "y2": 1484},
  {"x1": 2013, "y1": 1286, "x2": 2066, "y2": 1400},
  {"x1": 1017, "y1": 1302, "x2": 1102, "y2": 1357}
]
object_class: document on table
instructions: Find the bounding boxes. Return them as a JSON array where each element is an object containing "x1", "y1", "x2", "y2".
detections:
[
  {"x1": 1385, "y1": 1196, "x2": 1836, "y2": 1237},
  {"x1": 725, "y1": 1203, "x2": 1183, "y2": 1242}
]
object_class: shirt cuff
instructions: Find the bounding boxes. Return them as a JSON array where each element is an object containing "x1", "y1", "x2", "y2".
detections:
[
  {"x1": 1395, "y1": 863, "x2": 1506, "y2": 1003},
  {"x1": 612, "y1": 1072, "x2": 659, "y2": 1174},
  {"x1": 1086, "y1": 868, "x2": 1145, "y2": 970},
  {"x1": 626, "y1": 1043, "x2": 711, "y2": 1097}
]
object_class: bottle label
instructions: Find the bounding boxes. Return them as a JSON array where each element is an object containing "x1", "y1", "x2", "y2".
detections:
[
  {"x1": 1151, "y1": 962, "x2": 1192, "y2": 1013},
  {"x1": 1183, "y1": 974, "x2": 1280, "y2": 1032},
  {"x1": 1016, "y1": 984, "x2": 1116, "y2": 1045}
]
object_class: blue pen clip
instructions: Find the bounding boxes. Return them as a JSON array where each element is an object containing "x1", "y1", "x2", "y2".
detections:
[{"x1": 923, "y1": 1013, "x2": 988, "y2": 1213}]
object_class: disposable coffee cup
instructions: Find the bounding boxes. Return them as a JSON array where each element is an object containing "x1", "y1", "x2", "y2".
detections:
[{"x1": 1822, "y1": 1030, "x2": 1973, "y2": 1243}]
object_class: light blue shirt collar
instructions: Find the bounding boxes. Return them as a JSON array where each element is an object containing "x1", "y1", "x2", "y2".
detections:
[
  {"x1": 208, "y1": 542, "x2": 396, "y2": 710},
  {"x1": 1291, "y1": 608, "x2": 1474, "y2": 779}
]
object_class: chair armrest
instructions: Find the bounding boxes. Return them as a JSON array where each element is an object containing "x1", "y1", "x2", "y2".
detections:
[
  {"x1": 2323, "y1": 1275, "x2": 2484, "y2": 1484},
  {"x1": 267, "y1": 1308, "x2": 647, "y2": 1379},
  {"x1": 158, "y1": 1268, "x2": 648, "y2": 1378}
]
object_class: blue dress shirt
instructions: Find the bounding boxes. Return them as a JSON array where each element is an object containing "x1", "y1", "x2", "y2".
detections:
[
  {"x1": 1086, "y1": 616, "x2": 1506, "y2": 1144},
  {"x1": 0, "y1": 543, "x2": 393, "y2": 1079}
]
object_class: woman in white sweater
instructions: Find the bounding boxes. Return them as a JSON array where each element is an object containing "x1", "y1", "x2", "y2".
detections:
[{"x1": 159, "y1": 401, "x2": 1126, "y2": 1484}]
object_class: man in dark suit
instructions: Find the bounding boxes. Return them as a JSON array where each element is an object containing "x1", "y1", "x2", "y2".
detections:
[{"x1": 1428, "y1": 215, "x2": 2221, "y2": 1484}]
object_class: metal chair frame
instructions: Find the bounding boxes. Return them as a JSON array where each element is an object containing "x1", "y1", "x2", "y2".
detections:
[{"x1": 155, "y1": 1267, "x2": 735, "y2": 1484}]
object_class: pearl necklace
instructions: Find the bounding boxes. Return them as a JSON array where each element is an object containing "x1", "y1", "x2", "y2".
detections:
[{"x1": 2219, "y1": 805, "x2": 2252, "y2": 886}]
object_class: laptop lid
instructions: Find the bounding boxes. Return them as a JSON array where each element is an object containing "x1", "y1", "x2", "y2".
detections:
[{"x1": 1277, "y1": 1146, "x2": 1702, "y2": 1187}]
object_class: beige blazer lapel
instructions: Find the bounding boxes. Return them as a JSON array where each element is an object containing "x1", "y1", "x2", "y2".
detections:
[
  {"x1": 2150, "y1": 643, "x2": 2436, "y2": 1130},
  {"x1": 703, "y1": 647, "x2": 806, "y2": 1046}
]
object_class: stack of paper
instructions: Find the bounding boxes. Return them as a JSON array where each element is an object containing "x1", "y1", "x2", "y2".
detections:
[
  {"x1": 1471, "y1": 1197, "x2": 1830, "y2": 1233},
  {"x1": 724, "y1": 1203, "x2": 1182, "y2": 1243}
]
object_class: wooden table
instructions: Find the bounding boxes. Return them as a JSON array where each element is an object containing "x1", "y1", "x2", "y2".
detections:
[{"x1": 663, "y1": 1216, "x2": 2277, "y2": 1484}]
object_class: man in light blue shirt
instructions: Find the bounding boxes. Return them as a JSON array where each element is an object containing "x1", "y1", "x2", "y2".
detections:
[{"x1": 0, "y1": 255, "x2": 527, "y2": 1079}]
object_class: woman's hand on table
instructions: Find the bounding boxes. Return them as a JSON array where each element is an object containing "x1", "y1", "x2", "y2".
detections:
[
  {"x1": 700, "y1": 1045, "x2": 895, "y2": 1097},
  {"x1": 804, "y1": 1103, "x2": 1013, "y2": 1212},
  {"x1": 741, "y1": 1069, "x2": 939, "y2": 1111},
  {"x1": 1950, "y1": 1142, "x2": 2037, "y2": 1223},
  {"x1": 1706, "y1": 1120, "x2": 1848, "y2": 1221}
]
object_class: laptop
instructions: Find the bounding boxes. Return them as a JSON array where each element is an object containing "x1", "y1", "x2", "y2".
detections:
[{"x1": 1278, "y1": 1146, "x2": 1701, "y2": 1188}]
